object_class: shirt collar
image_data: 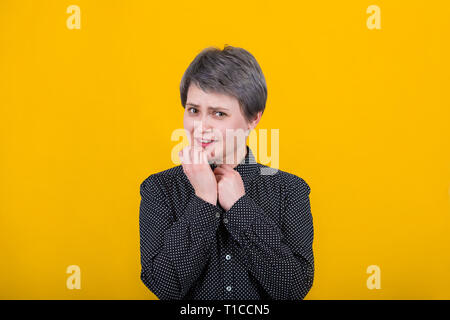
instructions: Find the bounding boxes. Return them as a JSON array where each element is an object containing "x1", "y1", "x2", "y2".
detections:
[{"x1": 210, "y1": 145, "x2": 259, "y2": 181}]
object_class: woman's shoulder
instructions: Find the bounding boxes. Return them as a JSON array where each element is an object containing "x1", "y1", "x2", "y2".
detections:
[
  {"x1": 140, "y1": 165, "x2": 185, "y2": 197},
  {"x1": 265, "y1": 166, "x2": 311, "y2": 197}
]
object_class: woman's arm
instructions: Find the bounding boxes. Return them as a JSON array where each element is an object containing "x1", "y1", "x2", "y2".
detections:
[
  {"x1": 139, "y1": 175, "x2": 221, "y2": 300},
  {"x1": 223, "y1": 175, "x2": 314, "y2": 300}
]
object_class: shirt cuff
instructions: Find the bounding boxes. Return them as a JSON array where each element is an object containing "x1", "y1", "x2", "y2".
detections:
[
  {"x1": 181, "y1": 193, "x2": 222, "y2": 236},
  {"x1": 223, "y1": 194, "x2": 261, "y2": 242}
]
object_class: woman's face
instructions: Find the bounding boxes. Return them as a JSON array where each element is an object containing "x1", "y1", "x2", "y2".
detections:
[{"x1": 183, "y1": 83, "x2": 256, "y2": 165}]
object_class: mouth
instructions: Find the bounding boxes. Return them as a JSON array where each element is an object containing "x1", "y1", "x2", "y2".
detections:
[{"x1": 195, "y1": 138, "x2": 216, "y2": 148}]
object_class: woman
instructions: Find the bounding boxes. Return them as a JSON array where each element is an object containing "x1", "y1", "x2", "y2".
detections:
[{"x1": 139, "y1": 45, "x2": 314, "y2": 300}]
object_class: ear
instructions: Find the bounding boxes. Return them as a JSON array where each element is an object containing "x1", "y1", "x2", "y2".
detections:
[{"x1": 248, "y1": 111, "x2": 262, "y2": 131}]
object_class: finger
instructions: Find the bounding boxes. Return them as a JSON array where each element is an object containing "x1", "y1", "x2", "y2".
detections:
[
  {"x1": 207, "y1": 147, "x2": 215, "y2": 160},
  {"x1": 213, "y1": 167, "x2": 227, "y2": 174},
  {"x1": 198, "y1": 148, "x2": 208, "y2": 165},
  {"x1": 218, "y1": 163, "x2": 234, "y2": 171},
  {"x1": 192, "y1": 136, "x2": 201, "y2": 148},
  {"x1": 184, "y1": 146, "x2": 192, "y2": 165},
  {"x1": 190, "y1": 146, "x2": 197, "y2": 164},
  {"x1": 179, "y1": 148, "x2": 187, "y2": 165},
  {"x1": 202, "y1": 150, "x2": 208, "y2": 164},
  {"x1": 192, "y1": 146, "x2": 203, "y2": 164}
]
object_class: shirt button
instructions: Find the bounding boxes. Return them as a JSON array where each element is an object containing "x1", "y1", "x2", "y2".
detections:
[
  {"x1": 225, "y1": 254, "x2": 231, "y2": 260},
  {"x1": 226, "y1": 286, "x2": 232, "y2": 292},
  {"x1": 223, "y1": 218, "x2": 228, "y2": 224},
  {"x1": 215, "y1": 212, "x2": 220, "y2": 218}
]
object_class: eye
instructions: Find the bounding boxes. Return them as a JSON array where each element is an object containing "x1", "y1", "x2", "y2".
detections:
[
  {"x1": 214, "y1": 111, "x2": 226, "y2": 117},
  {"x1": 187, "y1": 107, "x2": 198, "y2": 114}
]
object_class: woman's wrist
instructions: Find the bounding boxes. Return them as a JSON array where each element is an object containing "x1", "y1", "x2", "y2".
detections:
[{"x1": 195, "y1": 191, "x2": 217, "y2": 206}]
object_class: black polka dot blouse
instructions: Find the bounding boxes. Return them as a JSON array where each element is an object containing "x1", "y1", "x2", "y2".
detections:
[{"x1": 139, "y1": 145, "x2": 314, "y2": 300}]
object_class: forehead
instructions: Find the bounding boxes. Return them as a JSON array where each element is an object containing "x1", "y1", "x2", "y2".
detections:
[{"x1": 186, "y1": 83, "x2": 240, "y2": 110}]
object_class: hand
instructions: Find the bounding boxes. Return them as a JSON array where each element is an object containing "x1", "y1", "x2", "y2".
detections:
[
  {"x1": 213, "y1": 164, "x2": 245, "y2": 211},
  {"x1": 179, "y1": 146, "x2": 217, "y2": 206}
]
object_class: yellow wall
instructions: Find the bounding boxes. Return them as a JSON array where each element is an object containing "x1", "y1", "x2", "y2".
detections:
[{"x1": 0, "y1": 0, "x2": 449, "y2": 299}]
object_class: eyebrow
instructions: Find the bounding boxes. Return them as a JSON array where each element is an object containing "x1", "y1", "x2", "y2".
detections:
[{"x1": 186, "y1": 103, "x2": 230, "y2": 111}]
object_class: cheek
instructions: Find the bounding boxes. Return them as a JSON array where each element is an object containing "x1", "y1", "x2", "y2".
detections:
[
  {"x1": 183, "y1": 117, "x2": 194, "y2": 143},
  {"x1": 215, "y1": 119, "x2": 240, "y2": 139},
  {"x1": 183, "y1": 114, "x2": 193, "y2": 131}
]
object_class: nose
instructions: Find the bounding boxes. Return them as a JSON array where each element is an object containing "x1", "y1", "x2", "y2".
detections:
[{"x1": 193, "y1": 117, "x2": 213, "y2": 136}]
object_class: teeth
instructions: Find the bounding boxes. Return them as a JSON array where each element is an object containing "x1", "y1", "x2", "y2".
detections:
[{"x1": 200, "y1": 139, "x2": 214, "y2": 143}]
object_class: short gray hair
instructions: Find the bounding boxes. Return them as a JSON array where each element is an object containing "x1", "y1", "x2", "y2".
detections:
[{"x1": 180, "y1": 45, "x2": 267, "y2": 122}]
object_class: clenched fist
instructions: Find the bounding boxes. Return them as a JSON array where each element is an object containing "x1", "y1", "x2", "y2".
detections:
[
  {"x1": 179, "y1": 146, "x2": 217, "y2": 206},
  {"x1": 213, "y1": 164, "x2": 245, "y2": 211}
]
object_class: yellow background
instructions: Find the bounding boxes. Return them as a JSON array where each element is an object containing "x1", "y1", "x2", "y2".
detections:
[{"x1": 1, "y1": 0, "x2": 449, "y2": 299}]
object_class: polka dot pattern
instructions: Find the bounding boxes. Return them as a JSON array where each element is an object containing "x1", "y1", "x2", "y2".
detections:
[{"x1": 139, "y1": 145, "x2": 314, "y2": 300}]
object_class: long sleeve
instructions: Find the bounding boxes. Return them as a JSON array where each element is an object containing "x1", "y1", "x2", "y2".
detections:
[
  {"x1": 223, "y1": 176, "x2": 314, "y2": 300},
  {"x1": 139, "y1": 175, "x2": 222, "y2": 300}
]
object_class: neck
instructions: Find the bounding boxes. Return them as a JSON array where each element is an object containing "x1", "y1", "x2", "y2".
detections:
[{"x1": 226, "y1": 145, "x2": 247, "y2": 169}]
